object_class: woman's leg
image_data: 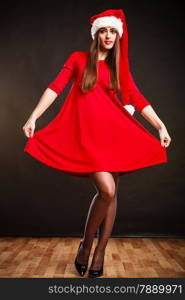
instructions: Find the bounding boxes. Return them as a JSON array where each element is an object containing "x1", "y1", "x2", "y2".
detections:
[
  {"x1": 97, "y1": 172, "x2": 119, "y2": 248},
  {"x1": 76, "y1": 171, "x2": 119, "y2": 268},
  {"x1": 89, "y1": 172, "x2": 120, "y2": 270}
]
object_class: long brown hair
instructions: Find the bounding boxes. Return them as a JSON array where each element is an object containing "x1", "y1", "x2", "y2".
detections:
[{"x1": 80, "y1": 28, "x2": 121, "y2": 96}]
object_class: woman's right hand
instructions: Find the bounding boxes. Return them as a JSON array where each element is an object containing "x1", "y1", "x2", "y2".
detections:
[{"x1": 22, "y1": 118, "x2": 36, "y2": 138}]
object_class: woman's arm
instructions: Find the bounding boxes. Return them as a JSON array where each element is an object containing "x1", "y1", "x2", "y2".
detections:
[
  {"x1": 141, "y1": 105, "x2": 171, "y2": 148},
  {"x1": 141, "y1": 105, "x2": 164, "y2": 130},
  {"x1": 27, "y1": 51, "x2": 77, "y2": 122},
  {"x1": 22, "y1": 51, "x2": 77, "y2": 138},
  {"x1": 28, "y1": 88, "x2": 58, "y2": 122},
  {"x1": 128, "y1": 71, "x2": 151, "y2": 113},
  {"x1": 22, "y1": 88, "x2": 58, "y2": 137},
  {"x1": 128, "y1": 71, "x2": 171, "y2": 148}
]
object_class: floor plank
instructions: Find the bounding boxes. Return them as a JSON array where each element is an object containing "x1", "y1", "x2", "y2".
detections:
[{"x1": 0, "y1": 237, "x2": 184, "y2": 278}]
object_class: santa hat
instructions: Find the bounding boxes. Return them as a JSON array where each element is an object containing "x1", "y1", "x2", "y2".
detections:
[{"x1": 89, "y1": 9, "x2": 131, "y2": 108}]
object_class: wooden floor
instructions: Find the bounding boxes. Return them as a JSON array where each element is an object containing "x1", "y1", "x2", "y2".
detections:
[{"x1": 0, "y1": 237, "x2": 184, "y2": 278}]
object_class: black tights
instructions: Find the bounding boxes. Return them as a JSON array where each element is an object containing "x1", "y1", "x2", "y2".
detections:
[{"x1": 77, "y1": 171, "x2": 120, "y2": 270}]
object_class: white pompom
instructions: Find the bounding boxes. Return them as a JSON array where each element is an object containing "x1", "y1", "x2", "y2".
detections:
[{"x1": 123, "y1": 105, "x2": 135, "y2": 115}]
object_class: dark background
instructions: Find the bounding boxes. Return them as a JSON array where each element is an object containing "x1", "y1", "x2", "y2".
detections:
[{"x1": 0, "y1": 0, "x2": 184, "y2": 237}]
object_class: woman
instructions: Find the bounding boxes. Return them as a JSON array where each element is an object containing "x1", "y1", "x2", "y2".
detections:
[{"x1": 22, "y1": 9, "x2": 171, "y2": 277}]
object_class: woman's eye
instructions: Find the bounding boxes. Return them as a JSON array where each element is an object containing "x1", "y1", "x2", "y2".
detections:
[{"x1": 100, "y1": 29, "x2": 116, "y2": 34}]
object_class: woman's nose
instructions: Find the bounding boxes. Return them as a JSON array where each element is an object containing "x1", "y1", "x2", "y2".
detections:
[{"x1": 106, "y1": 31, "x2": 111, "y2": 38}]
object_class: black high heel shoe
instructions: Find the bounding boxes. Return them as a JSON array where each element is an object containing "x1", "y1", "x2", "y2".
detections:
[
  {"x1": 88, "y1": 257, "x2": 104, "y2": 278},
  {"x1": 74, "y1": 240, "x2": 89, "y2": 276}
]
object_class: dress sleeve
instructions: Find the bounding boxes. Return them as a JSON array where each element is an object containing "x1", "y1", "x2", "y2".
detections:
[
  {"x1": 128, "y1": 71, "x2": 151, "y2": 113},
  {"x1": 47, "y1": 51, "x2": 77, "y2": 95}
]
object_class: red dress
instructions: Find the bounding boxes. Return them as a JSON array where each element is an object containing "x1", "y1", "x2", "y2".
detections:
[{"x1": 24, "y1": 51, "x2": 168, "y2": 177}]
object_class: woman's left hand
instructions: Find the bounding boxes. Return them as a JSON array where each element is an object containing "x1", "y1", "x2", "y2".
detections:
[{"x1": 158, "y1": 126, "x2": 171, "y2": 148}]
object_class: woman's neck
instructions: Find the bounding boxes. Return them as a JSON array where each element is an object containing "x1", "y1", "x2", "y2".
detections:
[{"x1": 98, "y1": 50, "x2": 108, "y2": 60}]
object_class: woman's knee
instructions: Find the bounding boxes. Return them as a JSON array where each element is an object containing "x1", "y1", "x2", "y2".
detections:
[
  {"x1": 89, "y1": 171, "x2": 118, "y2": 203},
  {"x1": 99, "y1": 187, "x2": 116, "y2": 203}
]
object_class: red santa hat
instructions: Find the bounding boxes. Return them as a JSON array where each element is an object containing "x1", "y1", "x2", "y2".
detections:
[{"x1": 89, "y1": 9, "x2": 130, "y2": 105}]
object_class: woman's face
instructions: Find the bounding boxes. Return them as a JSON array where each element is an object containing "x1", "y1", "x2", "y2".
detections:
[{"x1": 98, "y1": 27, "x2": 118, "y2": 50}]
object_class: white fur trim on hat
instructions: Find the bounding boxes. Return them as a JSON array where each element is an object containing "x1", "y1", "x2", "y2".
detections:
[{"x1": 91, "y1": 16, "x2": 123, "y2": 40}]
